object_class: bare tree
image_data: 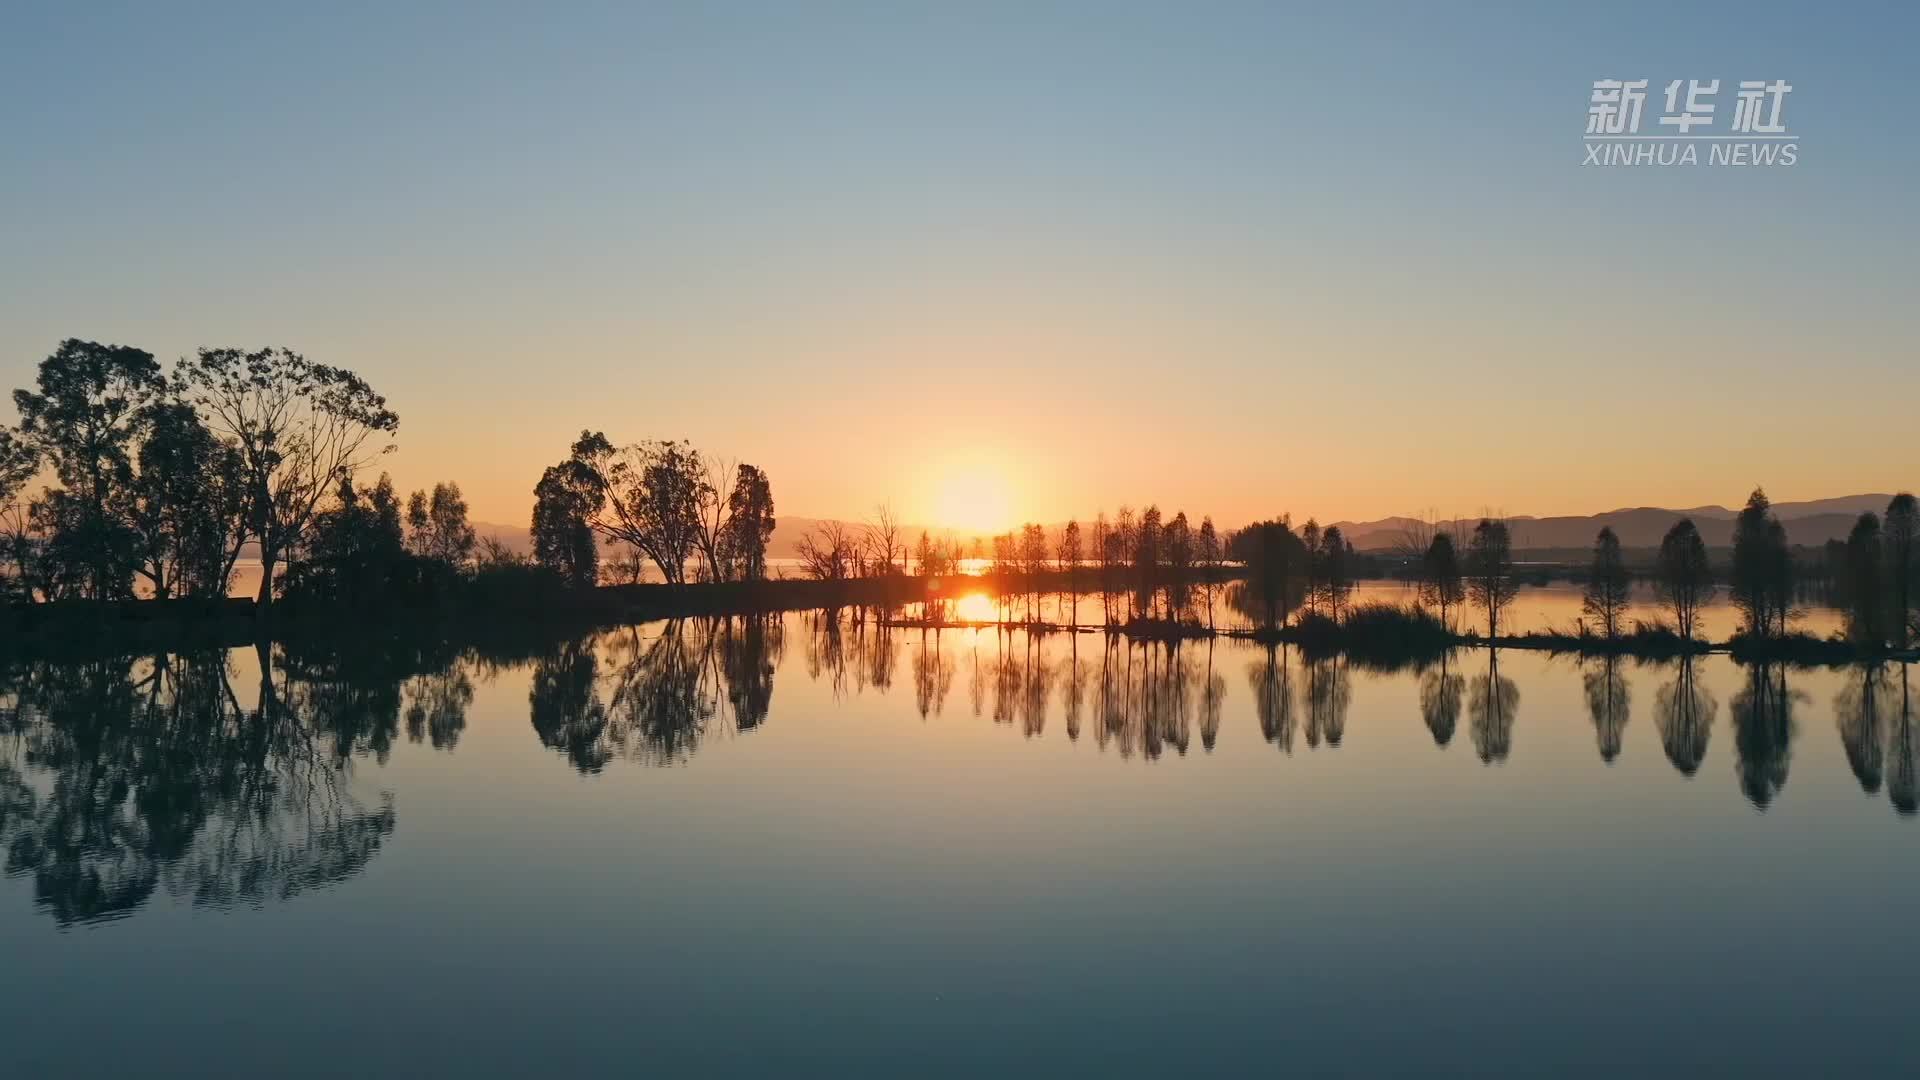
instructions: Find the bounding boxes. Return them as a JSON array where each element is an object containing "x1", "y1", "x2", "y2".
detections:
[
  {"x1": 693, "y1": 455, "x2": 738, "y2": 582},
  {"x1": 796, "y1": 521, "x2": 855, "y2": 580},
  {"x1": 865, "y1": 503, "x2": 906, "y2": 577}
]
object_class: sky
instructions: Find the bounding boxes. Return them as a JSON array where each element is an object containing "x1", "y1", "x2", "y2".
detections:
[{"x1": 2, "y1": 1, "x2": 1914, "y2": 532}]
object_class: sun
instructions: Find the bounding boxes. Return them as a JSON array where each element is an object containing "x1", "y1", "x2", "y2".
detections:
[{"x1": 930, "y1": 462, "x2": 1015, "y2": 535}]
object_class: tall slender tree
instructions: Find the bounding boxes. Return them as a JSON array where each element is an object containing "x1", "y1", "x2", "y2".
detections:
[
  {"x1": 1657, "y1": 518, "x2": 1713, "y2": 641},
  {"x1": 1730, "y1": 487, "x2": 1791, "y2": 638},
  {"x1": 1885, "y1": 493, "x2": 1918, "y2": 648},
  {"x1": 1844, "y1": 512, "x2": 1885, "y2": 646},
  {"x1": 1466, "y1": 518, "x2": 1516, "y2": 638},
  {"x1": 1419, "y1": 532, "x2": 1464, "y2": 630},
  {"x1": 1582, "y1": 526, "x2": 1631, "y2": 640}
]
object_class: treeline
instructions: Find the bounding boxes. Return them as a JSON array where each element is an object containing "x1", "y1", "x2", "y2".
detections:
[
  {"x1": 790, "y1": 506, "x2": 1388, "y2": 631},
  {"x1": 0, "y1": 339, "x2": 784, "y2": 617},
  {"x1": 1561, "y1": 488, "x2": 1919, "y2": 650},
  {"x1": 1, "y1": 339, "x2": 399, "y2": 612}
]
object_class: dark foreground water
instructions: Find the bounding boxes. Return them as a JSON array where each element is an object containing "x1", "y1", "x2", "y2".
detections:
[{"x1": 2, "y1": 599, "x2": 1915, "y2": 1077}]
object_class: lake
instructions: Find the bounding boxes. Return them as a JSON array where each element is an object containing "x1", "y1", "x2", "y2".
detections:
[{"x1": 2, "y1": 589, "x2": 1912, "y2": 1077}]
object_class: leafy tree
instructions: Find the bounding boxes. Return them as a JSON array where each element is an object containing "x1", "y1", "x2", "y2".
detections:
[
  {"x1": 1466, "y1": 518, "x2": 1516, "y2": 638},
  {"x1": 12, "y1": 339, "x2": 166, "y2": 598},
  {"x1": 1019, "y1": 522, "x2": 1047, "y2": 621},
  {"x1": 1133, "y1": 506, "x2": 1161, "y2": 619},
  {"x1": 1885, "y1": 493, "x2": 1918, "y2": 648},
  {"x1": 532, "y1": 463, "x2": 599, "y2": 588},
  {"x1": 1230, "y1": 518, "x2": 1306, "y2": 630},
  {"x1": 1163, "y1": 512, "x2": 1194, "y2": 620},
  {"x1": 1730, "y1": 487, "x2": 1791, "y2": 638},
  {"x1": 554, "y1": 432, "x2": 703, "y2": 584},
  {"x1": 1656, "y1": 518, "x2": 1713, "y2": 641},
  {"x1": 1195, "y1": 517, "x2": 1220, "y2": 631},
  {"x1": 1581, "y1": 526, "x2": 1631, "y2": 639},
  {"x1": 1316, "y1": 525, "x2": 1352, "y2": 623},
  {"x1": 0, "y1": 429, "x2": 40, "y2": 599},
  {"x1": 721, "y1": 464, "x2": 775, "y2": 581},
  {"x1": 176, "y1": 346, "x2": 398, "y2": 614},
  {"x1": 1843, "y1": 512, "x2": 1885, "y2": 646},
  {"x1": 129, "y1": 402, "x2": 249, "y2": 598},
  {"x1": 406, "y1": 482, "x2": 476, "y2": 567},
  {"x1": 1059, "y1": 519, "x2": 1083, "y2": 626},
  {"x1": 1419, "y1": 532, "x2": 1464, "y2": 629},
  {"x1": 310, "y1": 473, "x2": 405, "y2": 565}
]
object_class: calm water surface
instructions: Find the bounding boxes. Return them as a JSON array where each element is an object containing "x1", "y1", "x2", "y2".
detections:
[{"x1": 1, "y1": 590, "x2": 1912, "y2": 1077}]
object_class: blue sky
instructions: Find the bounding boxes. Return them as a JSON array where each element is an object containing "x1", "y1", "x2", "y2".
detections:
[{"x1": 2, "y1": 1, "x2": 1913, "y2": 527}]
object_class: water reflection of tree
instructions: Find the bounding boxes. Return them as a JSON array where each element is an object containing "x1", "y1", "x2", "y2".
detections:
[
  {"x1": 532, "y1": 617, "x2": 783, "y2": 773},
  {"x1": 1730, "y1": 664, "x2": 1800, "y2": 809},
  {"x1": 1081, "y1": 639, "x2": 1205, "y2": 760},
  {"x1": 1200, "y1": 643, "x2": 1226, "y2": 752},
  {"x1": 910, "y1": 630, "x2": 955, "y2": 721},
  {"x1": 1063, "y1": 638, "x2": 1089, "y2": 742},
  {"x1": 1654, "y1": 658, "x2": 1716, "y2": 777},
  {"x1": 529, "y1": 637, "x2": 613, "y2": 772},
  {"x1": 1583, "y1": 656, "x2": 1631, "y2": 763},
  {"x1": 1469, "y1": 650, "x2": 1519, "y2": 764},
  {"x1": 1248, "y1": 644, "x2": 1295, "y2": 753},
  {"x1": 1302, "y1": 655, "x2": 1350, "y2": 749},
  {"x1": 1419, "y1": 653, "x2": 1463, "y2": 747},
  {"x1": 1836, "y1": 663, "x2": 1918, "y2": 816},
  {"x1": 0, "y1": 650, "x2": 396, "y2": 926}
]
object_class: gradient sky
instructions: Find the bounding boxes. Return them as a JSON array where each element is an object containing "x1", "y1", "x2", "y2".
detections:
[{"x1": 3, "y1": 1, "x2": 1913, "y2": 531}]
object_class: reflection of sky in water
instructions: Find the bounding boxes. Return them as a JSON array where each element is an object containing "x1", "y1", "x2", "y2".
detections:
[{"x1": 0, "y1": 598, "x2": 1913, "y2": 1076}]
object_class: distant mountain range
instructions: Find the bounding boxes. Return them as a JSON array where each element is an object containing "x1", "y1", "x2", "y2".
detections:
[
  {"x1": 1326, "y1": 494, "x2": 1899, "y2": 552},
  {"x1": 469, "y1": 494, "x2": 1901, "y2": 561}
]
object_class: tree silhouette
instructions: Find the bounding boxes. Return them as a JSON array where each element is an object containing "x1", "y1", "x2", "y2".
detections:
[
  {"x1": 1657, "y1": 519, "x2": 1713, "y2": 641},
  {"x1": 865, "y1": 503, "x2": 906, "y2": 577},
  {"x1": 1466, "y1": 519, "x2": 1517, "y2": 638},
  {"x1": 553, "y1": 432, "x2": 705, "y2": 584},
  {"x1": 1582, "y1": 526, "x2": 1631, "y2": 640},
  {"x1": 721, "y1": 464, "x2": 776, "y2": 582},
  {"x1": 11, "y1": 339, "x2": 167, "y2": 599},
  {"x1": 1730, "y1": 488, "x2": 1792, "y2": 638},
  {"x1": 1229, "y1": 519, "x2": 1306, "y2": 631},
  {"x1": 176, "y1": 346, "x2": 398, "y2": 614},
  {"x1": 1841, "y1": 513, "x2": 1885, "y2": 646},
  {"x1": 532, "y1": 462, "x2": 600, "y2": 587},
  {"x1": 1419, "y1": 533, "x2": 1465, "y2": 631},
  {"x1": 1059, "y1": 519, "x2": 1083, "y2": 627},
  {"x1": 129, "y1": 401, "x2": 249, "y2": 598},
  {"x1": 1316, "y1": 525, "x2": 1353, "y2": 624},
  {"x1": 1196, "y1": 517, "x2": 1222, "y2": 631},
  {"x1": 1884, "y1": 493, "x2": 1918, "y2": 648},
  {"x1": 406, "y1": 482, "x2": 476, "y2": 567}
]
